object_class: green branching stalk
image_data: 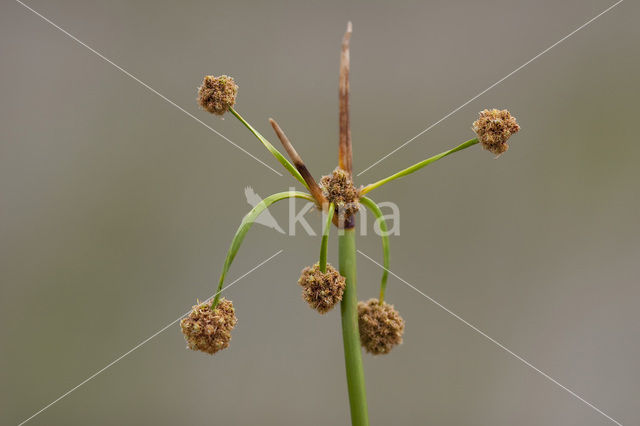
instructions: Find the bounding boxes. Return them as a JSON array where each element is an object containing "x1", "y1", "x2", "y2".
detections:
[
  {"x1": 229, "y1": 107, "x2": 309, "y2": 189},
  {"x1": 361, "y1": 138, "x2": 479, "y2": 195},
  {"x1": 319, "y1": 202, "x2": 335, "y2": 273},
  {"x1": 212, "y1": 191, "x2": 315, "y2": 307},
  {"x1": 339, "y1": 229, "x2": 369, "y2": 426},
  {"x1": 359, "y1": 196, "x2": 390, "y2": 303}
]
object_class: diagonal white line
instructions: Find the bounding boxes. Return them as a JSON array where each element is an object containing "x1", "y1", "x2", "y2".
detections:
[
  {"x1": 14, "y1": 0, "x2": 283, "y2": 176},
  {"x1": 357, "y1": 249, "x2": 623, "y2": 426},
  {"x1": 357, "y1": 0, "x2": 625, "y2": 177},
  {"x1": 17, "y1": 249, "x2": 284, "y2": 426}
]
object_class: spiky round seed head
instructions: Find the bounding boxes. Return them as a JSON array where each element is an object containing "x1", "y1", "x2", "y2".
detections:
[
  {"x1": 320, "y1": 168, "x2": 360, "y2": 221},
  {"x1": 197, "y1": 75, "x2": 238, "y2": 116},
  {"x1": 298, "y1": 263, "x2": 346, "y2": 314},
  {"x1": 357, "y1": 298, "x2": 405, "y2": 355},
  {"x1": 472, "y1": 109, "x2": 520, "y2": 155},
  {"x1": 180, "y1": 298, "x2": 237, "y2": 355}
]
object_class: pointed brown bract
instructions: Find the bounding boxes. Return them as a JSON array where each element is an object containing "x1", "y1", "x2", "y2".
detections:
[
  {"x1": 269, "y1": 118, "x2": 327, "y2": 207},
  {"x1": 338, "y1": 21, "x2": 353, "y2": 176}
]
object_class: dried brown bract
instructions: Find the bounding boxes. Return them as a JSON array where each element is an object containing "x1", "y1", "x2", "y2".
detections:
[
  {"x1": 180, "y1": 298, "x2": 237, "y2": 355},
  {"x1": 320, "y1": 168, "x2": 359, "y2": 222},
  {"x1": 197, "y1": 75, "x2": 238, "y2": 116},
  {"x1": 472, "y1": 109, "x2": 520, "y2": 155},
  {"x1": 357, "y1": 298, "x2": 405, "y2": 355},
  {"x1": 298, "y1": 263, "x2": 346, "y2": 313}
]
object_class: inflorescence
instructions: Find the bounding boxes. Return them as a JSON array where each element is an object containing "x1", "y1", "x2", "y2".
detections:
[
  {"x1": 180, "y1": 23, "x2": 524, "y2": 426},
  {"x1": 298, "y1": 263, "x2": 346, "y2": 313},
  {"x1": 184, "y1": 27, "x2": 520, "y2": 360},
  {"x1": 197, "y1": 75, "x2": 238, "y2": 116},
  {"x1": 320, "y1": 168, "x2": 360, "y2": 222},
  {"x1": 472, "y1": 108, "x2": 520, "y2": 156},
  {"x1": 357, "y1": 299, "x2": 405, "y2": 355},
  {"x1": 180, "y1": 298, "x2": 237, "y2": 355}
]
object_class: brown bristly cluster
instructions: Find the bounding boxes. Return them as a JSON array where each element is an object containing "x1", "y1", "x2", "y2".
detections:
[
  {"x1": 320, "y1": 168, "x2": 360, "y2": 221},
  {"x1": 298, "y1": 263, "x2": 346, "y2": 314},
  {"x1": 472, "y1": 108, "x2": 520, "y2": 156},
  {"x1": 180, "y1": 298, "x2": 237, "y2": 355},
  {"x1": 357, "y1": 298, "x2": 405, "y2": 355},
  {"x1": 197, "y1": 75, "x2": 238, "y2": 116}
]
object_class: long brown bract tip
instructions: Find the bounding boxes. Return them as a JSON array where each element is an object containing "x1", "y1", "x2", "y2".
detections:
[
  {"x1": 339, "y1": 22, "x2": 353, "y2": 176},
  {"x1": 269, "y1": 118, "x2": 327, "y2": 207}
]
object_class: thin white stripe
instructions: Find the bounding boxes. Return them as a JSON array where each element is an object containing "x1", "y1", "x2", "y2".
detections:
[
  {"x1": 17, "y1": 250, "x2": 283, "y2": 426},
  {"x1": 357, "y1": 0, "x2": 625, "y2": 177},
  {"x1": 15, "y1": 0, "x2": 283, "y2": 176},
  {"x1": 357, "y1": 249, "x2": 623, "y2": 426}
]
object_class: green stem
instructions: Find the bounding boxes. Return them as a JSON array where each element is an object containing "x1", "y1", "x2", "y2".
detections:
[
  {"x1": 229, "y1": 107, "x2": 309, "y2": 189},
  {"x1": 361, "y1": 138, "x2": 479, "y2": 195},
  {"x1": 339, "y1": 229, "x2": 369, "y2": 426},
  {"x1": 212, "y1": 191, "x2": 315, "y2": 308},
  {"x1": 319, "y1": 202, "x2": 335, "y2": 273},
  {"x1": 359, "y1": 196, "x2": 390, "y2": 304}
]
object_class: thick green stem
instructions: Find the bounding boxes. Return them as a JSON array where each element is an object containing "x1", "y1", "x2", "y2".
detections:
[
  {"x1": 361, "y1": 138, "x2": 479, "y2": 195},
  {"x1": 339, "y1": 229, "x2": 369, "y2": 426}
]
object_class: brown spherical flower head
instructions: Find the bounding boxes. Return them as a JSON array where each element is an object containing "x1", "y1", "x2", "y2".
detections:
[
  {"x1": 357, "y1": 298, "x2": 405, "y2": 355},
  {"x1": 472, "y1": 109, "x2": 520, "y2": 156},
  {"x1": 320, "y1": 168, "x2": 360, "y2": 222},
  {"x1": 197, "y1": 75, "x2": 238, "y2": 116},
  {"x1": 298, "y1": 263, "x2": 346, "y2": 314},
  {"x1": 180, "y1": 298, "x2": 237, "y2": 355}
]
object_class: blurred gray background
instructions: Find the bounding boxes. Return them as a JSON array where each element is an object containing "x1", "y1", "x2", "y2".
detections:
[{"x1": 1, "y1": 0, "x2": 638, "y2": 425}]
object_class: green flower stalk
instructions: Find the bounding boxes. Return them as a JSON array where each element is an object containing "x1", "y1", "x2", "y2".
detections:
[
  {"x1": 183, "y1": 21, "x2": 521, "y2": 426},
  {"x1": 359, "y1": 197, "x2": 390, "y2": 303}
]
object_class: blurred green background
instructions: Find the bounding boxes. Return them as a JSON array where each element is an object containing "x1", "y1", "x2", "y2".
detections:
[{"x1": 1, "y1": 0, "x2": 638, "y2": 425}]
